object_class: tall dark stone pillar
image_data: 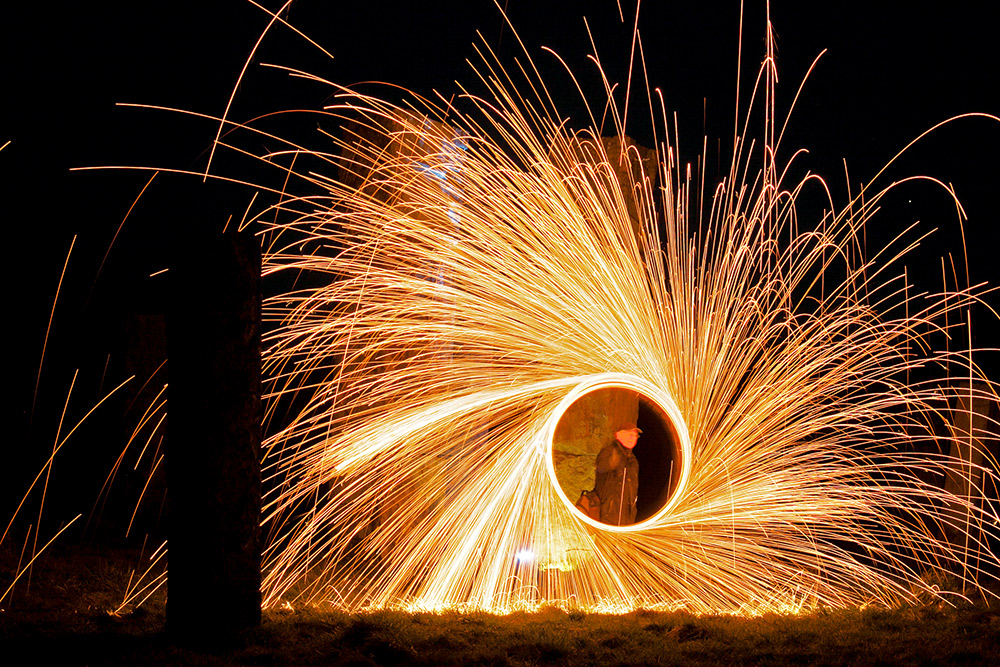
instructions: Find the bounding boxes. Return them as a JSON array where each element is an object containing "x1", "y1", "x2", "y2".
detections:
[
  {"x1": 942, "y1": 379, "x2": 999, "y2": 567},
  {"x1": 168, "y1": 225, "x2": 261, "y2": 640}
]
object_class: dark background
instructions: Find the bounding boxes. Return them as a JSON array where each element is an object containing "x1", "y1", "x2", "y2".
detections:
[{"x1": 1, "y1": 1, "x2": 997, "y2": 525}]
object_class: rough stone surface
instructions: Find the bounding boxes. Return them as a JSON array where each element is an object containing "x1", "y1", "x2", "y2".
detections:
[
  {"x1": 943, "y1": 380, "x2": 999, "y2": 558},
  {"x1": 552, "y1": 388, "x2": 639, "y2": 504},
  {"x1": 600, "y1": 135, "x2": 659, "y2": 239}
]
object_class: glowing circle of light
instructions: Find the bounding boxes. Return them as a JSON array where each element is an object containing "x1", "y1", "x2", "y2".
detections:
[
  {"x1": 182, "y1": 3, "x2": 1000, "y2": 614},
  {"x1": 539, "y1": 373, "x2": 692, "y2": 531}
]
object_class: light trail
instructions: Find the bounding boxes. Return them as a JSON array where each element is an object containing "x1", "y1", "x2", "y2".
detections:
[{"x1": 214, "y1": 6, "x2": 999, "y2": 614}]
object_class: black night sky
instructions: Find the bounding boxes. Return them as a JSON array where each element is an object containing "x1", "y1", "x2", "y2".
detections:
[{"x1": 2, "y1": 0, "x2": 999, "y2": 457}]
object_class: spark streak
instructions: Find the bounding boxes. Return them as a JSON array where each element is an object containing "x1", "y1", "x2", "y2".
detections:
[{"x1": 213, "y1": 7, "x2": 1000, "y2": 614}]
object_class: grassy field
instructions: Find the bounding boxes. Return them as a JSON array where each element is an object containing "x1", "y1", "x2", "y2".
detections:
[{"x1": 3, "y1": 545, "x2": 999, "y2": 666}]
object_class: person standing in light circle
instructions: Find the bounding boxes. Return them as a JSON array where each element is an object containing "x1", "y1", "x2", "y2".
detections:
[{"x1": 595, "y1": 424, "x2": 641, "y2": 525}]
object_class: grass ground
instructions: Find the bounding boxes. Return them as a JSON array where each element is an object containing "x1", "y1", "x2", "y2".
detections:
[{"x1": 3, "y1": 545, "x2": 999, "y2": 666}]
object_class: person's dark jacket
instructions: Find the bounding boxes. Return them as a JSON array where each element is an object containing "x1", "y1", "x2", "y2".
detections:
[{"x1": 594, "y1": 440, "x2": 638, "y2": 525}]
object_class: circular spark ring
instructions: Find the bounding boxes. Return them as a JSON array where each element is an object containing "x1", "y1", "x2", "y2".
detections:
[
  {"x1": 541, "y1": 373, "x2": 692, "y2": 531},
  {"x1": 232, "y1": 8, "x2": 1000, "y2": 613}
]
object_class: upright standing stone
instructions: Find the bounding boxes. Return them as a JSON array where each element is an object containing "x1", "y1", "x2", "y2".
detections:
[
  {"x1": 942, "y1": 380, "x2": 999, "y2": 564},
  {"x1": 168, "y1": 225, "x2": 261, "y2": 640}
]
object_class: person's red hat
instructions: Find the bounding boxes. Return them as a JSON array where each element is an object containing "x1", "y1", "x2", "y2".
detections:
[{"x1": 615, "y1": 423, "x2": 641, "y2": 449}]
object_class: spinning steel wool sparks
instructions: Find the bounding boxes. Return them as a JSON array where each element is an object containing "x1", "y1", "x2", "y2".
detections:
[{"x1": 209, "y1": 6, "x2": 999, "y2": 614}]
